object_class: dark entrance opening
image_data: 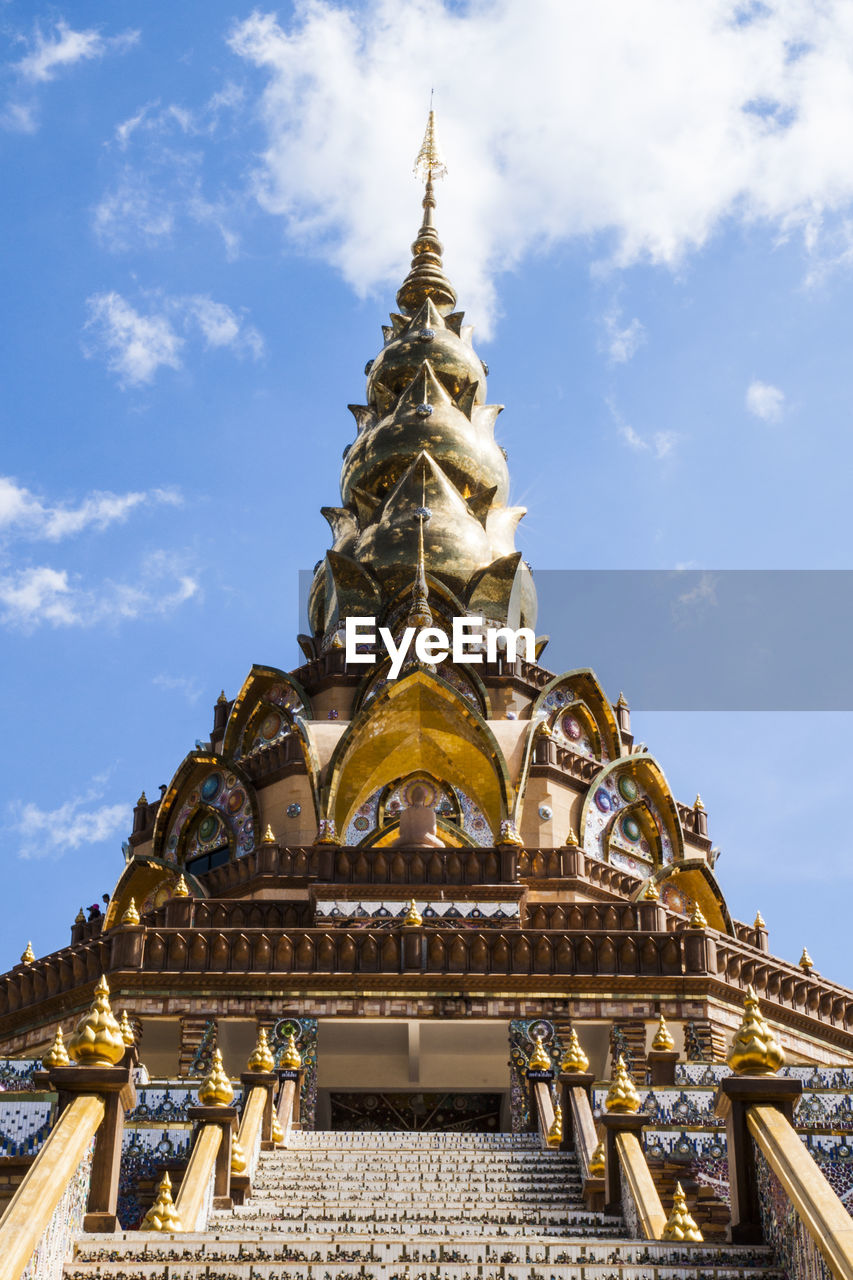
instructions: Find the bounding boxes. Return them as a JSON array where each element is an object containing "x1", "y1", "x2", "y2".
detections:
[{"x1": 329, "y1": 1091, "x2": 502, "y2": 1132}]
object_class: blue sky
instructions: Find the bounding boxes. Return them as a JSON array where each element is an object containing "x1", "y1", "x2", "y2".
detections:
[{"x1": 2, "y1": 0, "x2": 852, "y2": 984}]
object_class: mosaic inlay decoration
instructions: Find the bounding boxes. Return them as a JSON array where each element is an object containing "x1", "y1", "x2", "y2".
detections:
[
  {"x1": 508, "y1": 1019, "x2": 562, "y2": 1133},
  {"x1": 164, "y1": 769, "x2": 254, "y2": 864},
  {"x1": 240, "y1": 683, "x2": 305, "y2": 759},
  {"x1": 271, "y1": 1017, "x2": 318, "y2": 1129},
  {"x1": 342, "y1": 777, "x2": 492, "y2": 846},
  {"x1": 584, "y1": 770, "x2": 673, "y2": 871}
]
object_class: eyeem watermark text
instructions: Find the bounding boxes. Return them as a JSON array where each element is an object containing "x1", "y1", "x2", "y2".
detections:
[{"x1": 345, "y1": 616, "x2": 535, "y2": 679}]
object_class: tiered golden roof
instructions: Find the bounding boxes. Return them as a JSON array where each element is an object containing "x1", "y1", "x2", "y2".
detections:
[
  {"x1": 197, "y1": 1048, "x2": 235, "y2": 1106},
  {"x1": 560, "y1": 1028, "x2": 590, "y2": 1074},
  {"x1": 651, "y1": 1014, "x2": 675, "y2": 1053},
  {"x1": 726, "y1": 984, "x2": 785, "y2": 1076},
  {"x1": 604, "y1": 1054, "x2": 641, "y2": 1114},
  {"x1": 66, "y1": 976, "x2": 126, "y2": 1066},
  {"x1": 141, "y1": 1171, "x2": 181, "y2": 1232},
  {"x1": 247, "y1": 1027, "x2": 275, "y2": 1073},
  {"x1": 662, "y1": 1181, "x2": 703, "y2": 1242}
]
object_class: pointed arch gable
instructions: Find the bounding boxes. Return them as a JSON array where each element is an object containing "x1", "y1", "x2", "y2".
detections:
[
  {"x1": 103, "y1": 857, "x2": 205, "y2": 931},
  {"x1": 635, "y1": 859, "x2": 732, "y2": 934},
  {"x1": 579, "y1": 754, "x2": 685, "y2": 869},
  {"x1": 530, "y1": 670, "x2": 623, "y2": 760},
  {"x1": 222, "y1": 665, "x2": 312, "y2": 759},
  {"x1": 152, "y1": 753, "x2": 260, "y2": 864},
  {"x1": 323, "y1": 668, "x2": 512, "y2": 838}
]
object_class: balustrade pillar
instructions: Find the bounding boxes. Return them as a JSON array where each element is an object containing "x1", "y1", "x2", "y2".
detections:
[
  {"x1": 600, "y1": 1111, "x2": 646, "y2": 1216},
  {"x1": 557, "y1": 1071, "x2": 595, "y2": 1152},
  {"x1": 714, "y1": 1075, "x2": 801, "y2": 1243},
  {"x1": 186, "y1": 1105, "x2": 238, "y2": 1209}
]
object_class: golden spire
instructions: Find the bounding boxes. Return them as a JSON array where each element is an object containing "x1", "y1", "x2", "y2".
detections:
[
  {"x1": 406, "y1": 495, "x2": 434, "y2": 633},
  {"x1": 230, "y1": 1136, "x2": 248, "y2": 1175},
  {"x1": 67, "y1": 976, "x2": 126, "y2": 1066},
  {"x1": 588, "y1": 1136, "x2": 605, "y2": 1177},
  {"x1": 546, "y1": 1101, "x2": 563, "y2": 1148},
  {"x1": 402, "y1": 897, "x2": 423, "y2": 927},
  {"x1": 42, "y1": 1026, "x2": 70, "y2": 1068},
  {"x1": 280, "y1": 1031, "x2": 302, "y2": 1071},
  {"x1": 119, "y1": 1010, "x2": 135, "y2": 1047},
  {"x1": 121, "y1": 898, "x2": 140, "y2": 927},
  {"x1": 800, "y1": 946, "x2": 814, "y2": 973},
  {"x1": 651, "y1": 1014, "x2": 676, "y2": 1052},
  {"x1": 173, "y1": 874, "x2": 189, "y2": 898},
  {"x1": 528, "y1": 1033, "x2": 552, "y2": 1073},
  {"x1": 397, "y1": 109, "x2": 456, "y2": 314},
  {"x1": 604, "y1": 1054, "x2": 641, "y2": 1114},
  {"x1": 754, "y1": 909, "x2": 766, "y2": 929},
  {"x1": 560, "y1": 1028, "x2": 590, "y2": 1075},
  {"x1": 141, "y1": 1171, "x2": 182, "y2": 1232},
  {"x1": 413, "y1": 106, "x2": 448, "y2": 183},
  {"x1": 20, "y1": 941, "x2": 35, "y2": 965},
  {"x1": 197, "y1": 1047, "x2": 235, "y2": 1106},
  {"x1": 262, "y1": 823, "x2": 276, "y2": 845},
  {"x1": 687, "y1": 903, "x2": 708, "y2": 929},
  {"x1": 726, "y1": 984, "x2": 785, "y2": 1076},
  {"x1": 641, "y1": 879, "x2": 660, "y2": 901},
  {"x1": 662, "y1": 1181, "x2": 703, "y2": 1242},
  {"x1": 271, "y1": 1112, "x2": 284, "y2": 1144},
  {"x1": 247, "y1": 1027, "x2": 275, "y2": 1073}
]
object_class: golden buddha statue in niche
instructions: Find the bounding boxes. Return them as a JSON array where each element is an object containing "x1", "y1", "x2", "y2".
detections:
[{"x1": 392, "y1": 784, "x2": 445, "y2": 848}]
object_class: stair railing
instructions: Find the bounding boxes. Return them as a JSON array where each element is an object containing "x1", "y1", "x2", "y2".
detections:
[
  {"x1": 599, "y1": 1053, "x2": 667, "y2": 1240},
  {"x1": 558, "y1": 1066, "x2": 601, "y2": 1203},
  {"x1": 175, "y1": 1049, "x2": 238, "y2": 1230}
]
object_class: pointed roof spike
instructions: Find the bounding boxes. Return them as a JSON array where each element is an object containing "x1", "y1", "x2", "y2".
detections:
[
  {"x1": 398, "y1": 111, "x2": 456, "y2": 315},
  {"x1": 406, "y1": 471, "x2": 434, "y2": 633},
  {"x1": 413, "y1": 108, "x2": 448, "y2": 184}
]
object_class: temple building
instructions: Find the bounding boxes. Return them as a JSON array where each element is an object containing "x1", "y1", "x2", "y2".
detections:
[{"x1": 2, "y1": 113, "x2": 853, "y2": 1280}]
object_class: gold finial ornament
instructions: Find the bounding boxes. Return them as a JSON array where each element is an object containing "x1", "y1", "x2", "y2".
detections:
[
  {"x1": 247, "y1": 1028, "x2": 275, "y2": 1073},
  {"x1": 560, "y1": 1028, "x2": 590, "y2": 1075},
  {"x1": 754, "y1": 910, "x2": 766, "y2": 929},
  {"x1": 563, "y1": 826, "x2": 579, "y2": 847},
  {"x1": 75, "y1": 908, "x2": 86, "y2": 924},
  {"x1": 137, "y1": 792, "x2": 147, "y2": 807},
  {"x1": 604, "y1": 1054, "x2": 641, "y2": 1114},
  {"x1": 262, "y1": 823, "x2": 276, "y2": 845},
  {"x1": 43, "y1": 1026, "x2": 70, "y2": 1068},
  {"x1": 528, "y1": 1033, "x2": 552, "y2": 1073},
  {"x1": 641, "y1": 879, "x2": 660, "y2": 901},
  {"x1": 688, "y1": 903, "x2": 708, "y2": 929},
  {"x1": 800, "y1": 946, "x2": 814, "y2": 973},
  {"x1": 546, "y1": 1101, "x2": 563, "y2": 1148},
  {"x1": 20, "y1": 941, "x2": 35, "y2": 965},
  {"x1": 651, "y1": 1014, "x2": 675, "y2": 1052},
  {"x1": 141, "y1": 1171, "x2": 182, "y2": 1232},
  {"x1": 280, "y1": 1031, "x2": 302, "y2": 1071},
  {"x1": 197, "y1": 1047, "x2": 235, "y2": 1106},
  {"x1": 726, "y1": 984, "x2": 785, "y2": 1076},
  {"x1": 217, "y1": 689, "x2": 227, "y2": 703},
  {"x1": 230, "y1": 1136, "x2": 247, "y2": 1175},
  {"x1": 67, "y1": 976, "x2": 126, "y2": 1066},
  {"x1": 413, "y1": 107, "x2": 448, "y2": 183},
  {"x1": 121, "y1": 898, "x2": 140, "y2": 927},
  {"x1": 588, "y1": 1136, "x2": 605, "y2": 1177},
  {"x1": 402, "y1": 898, "x2": 423, "y2": 927},
  {"x1": 616, "y1": 691, "x2": 629, "y2": 708},
  {"x1": 271, "y1": 1112, "x2": 284, "y2": 1144},
  {"x1": 119, "y1": 1009, "x2": 135, "y2": 1047},
  {"x1": 694, "y1": 794, "x2": 705, "y2": 811},
  {"x1": 173, "y1": 874, "x2": 189, "y2": 898},
  {"x1": 662, "y1": 1181, "x2": 703, "y2": 1242}
]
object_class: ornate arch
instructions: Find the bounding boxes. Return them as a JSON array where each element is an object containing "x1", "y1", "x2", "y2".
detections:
[
  {"x1": 152, "y1": 753, "x2": 260, "y2": 865},
  {"x1": 579, "y1": 754, "x2": 684, "y2": 870},
  {"x1": 221, "y1": 665, "x2": 312, "y2": 760},
  {"x1": 634, "y1": 859, "x2": 732, "y2": 934},
  {"x1": 529, "y1": 670, "x2": 623, "y2": 760}
]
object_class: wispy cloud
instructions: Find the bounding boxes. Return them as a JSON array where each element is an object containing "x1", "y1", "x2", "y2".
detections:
[
  {"x1": 609, "y1": 400, "x2": 679, "y2": 460},
  {"x1": 2, "y1": 19, "x2": 138, "y2": 133},
  {"x1": 0, "y1": 551, "x2": 199, "y2": 632},
  {"x1": 746, "y1": 379, "x2": 785, "y2": 422},
  {"x1": 8, "y1": 778, "x2": 130, "y2": 860},
  {"x1": 0, "y1": 476, "x2": 180, "y2": 542},
  {"x1": 83, "y1": 290, "x2": 263, "y2": 387},
  {"x1": 602, "y1": 309, "x2": 646, "y2": 364},
  {"x1": 152, "y1": 673, "x2": 203, "y2": 704}
]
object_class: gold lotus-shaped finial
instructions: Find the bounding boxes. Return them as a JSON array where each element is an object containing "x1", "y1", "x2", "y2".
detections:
[
  {"x1": 230, "y1": 1136, "x2": 247, "y2": 1175},
  {"x1": 262, "y1": 824, "x2": 276, "y2": 845},
  {"x1": 42, "y1": 1026, "x2": 70, "y2": 1068},
  {"x1": 20, "y1": 941, "x2": 35, "y2": 964},
  {"x1": 121, "y1": 898, "x2": 140, "y2": 927},
  {"x1": 754, "y1": 909, "x2": 766, "y2": 929},
  {"x1": 271, "y1": 1112, "x2": 284, "y2": 1144},
  {"x1": 588, "y1": 1136, "x2": 605, "y2": 1177},
  {"x1": 66, "y1": 976, "x2": 126, "y2": 1066},
  {"x1": 75, "y1": 908, "x2": 86, "y2": 924},
  {"x1": 641, "y1": 879, "x2": 660, "y2": 901},
  {"x1": 528, "y1": 1033, "x2": 552, "y2": 1073},
  {"x1": 402, "y1": 898, "x2": 423, "y2": 927},
  {"x1": 560, "y1": 1028, "x2": 590, "y2": 1075},
  {"x1": 727, "y1": 984, "x2": 785, "y2": 1076},
  {"x1": 141, "y1": 1171, "x2": 182, "y2": 1232},
  {"x1": 694, "y1": 794, "x2": 705, "y2": 812},
  {"x1": 563, "y1": 826, "x2": 579, "y2": 848},
  {"x1": 247, "y1": 1027, "x2": 275, "y2": 1073},
  {"x1": 604, "y1": 1054, "x2": 641, "y2": 1114},
  {"x1": 280, "y1": 1031, "x2": 302, "y2": 1071},
  {"x1": 119, "y1": 1009, "x2": 135, "y2": 1047},
  {"x1": 662, "y1": 1181, "x2": 703, "y2": 1242},
  {"x1": 651, "y1": 1014, "x2": 676, "y2": 1053},
  {"x1": 800, "y1": 946, "x2": 814, "y2": 973},
  {"x1": 688, "y1": 903, "x2": 708, "y2": 929},
  {"x1": 197, "y1": 1048, "x2": 235, "y2": 1106},
  {"x1": 546, "y1": 1102, "x2": 563, "y2": 1148},
  {"x1": 173, "y1": 874, "x2": 189, "y2": 898}
]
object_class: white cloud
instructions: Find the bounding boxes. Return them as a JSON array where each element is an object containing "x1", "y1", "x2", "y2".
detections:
[
  {"x1": 0, "y1": 476, "x2": 180, "y2": 542},
  {"x1": 746, "y1": 379, "x2": 785, "y2": 421},
  {"x1": 8, "y1": 782, "x2": 130, "y2": 860},
  {"x1": 84, "y1": 291, "x2": 263, "y2": 387},
  {"x1": 13, "y1": 21, "x2": 138, "y2": 84},
  {"x1": 602, "y1": 310, "x2": 646, "y2": 364},
  {"x1": 152, "y1": 673, "x2": 203, "y2": 704},
  {"x1": 0, "y1": 553, "x2": 199, "y2": 632},
  {"x1": 226, "y1": 1, "x2": 853, "y2": 332},
  {"x1": 609, "y1": 400, "x2": 679, "y2": 460}
]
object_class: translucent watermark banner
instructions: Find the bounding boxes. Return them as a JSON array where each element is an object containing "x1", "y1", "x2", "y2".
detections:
[{"x1": 299, "y1": 569, "x2": 853, "y2": 710}]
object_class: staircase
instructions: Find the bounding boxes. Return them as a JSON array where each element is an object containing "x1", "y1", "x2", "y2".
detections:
[{"x1": 65, "y1": 1131, "x2": 784, "y2": 1279}]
